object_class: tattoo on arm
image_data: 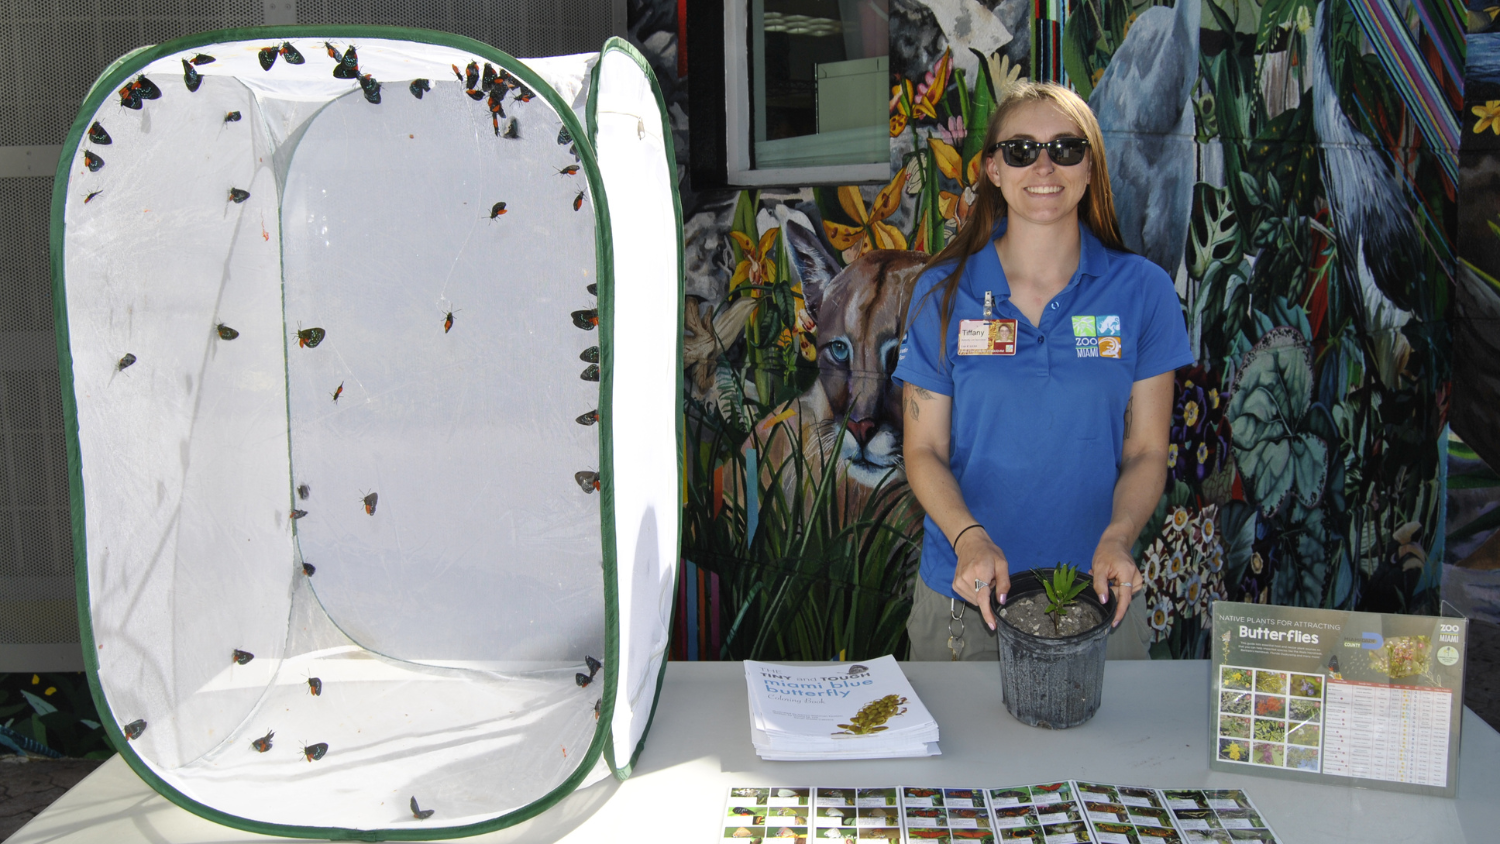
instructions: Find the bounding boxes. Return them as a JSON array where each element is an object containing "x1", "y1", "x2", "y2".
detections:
[
  {"x1": 907, "y1": 386, "x2": 933, "y2": 422},
  {"x1": 1123, "y1": 396, "x2": 1133, "y2": 440}
]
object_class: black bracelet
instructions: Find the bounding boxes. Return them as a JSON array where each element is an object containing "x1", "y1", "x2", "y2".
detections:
[{"x1": 952, "y1": 523, "x2": 984, "y2": 551}]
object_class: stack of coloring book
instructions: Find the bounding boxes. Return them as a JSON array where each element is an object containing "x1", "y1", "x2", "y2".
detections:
[
  {"x1": 718, "y1": 782, "x2": 1284, "y2": 843},
  {"x1": 744, "y1": 656, "x2": 940, "y2": 760}
]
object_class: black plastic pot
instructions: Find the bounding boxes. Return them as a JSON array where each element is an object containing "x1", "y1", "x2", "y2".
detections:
[{"x1": 991, "y1": 568, "x2": 1111, "y2": 729}]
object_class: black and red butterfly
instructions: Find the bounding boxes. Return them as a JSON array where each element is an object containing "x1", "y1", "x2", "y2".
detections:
[
  {"x1": 216, "y1": 323, "x2": 239, "y2": 340},
  {"x1": 580, "y1": 346, "x2": 599, "y2": 363},
  {"x1": 571, "y1": 309, "x2": 598, "y2": 330},
  {"x1": 224, "y1": 111, "x2": 241, "y2": 123},
  {"x1": 409, "y1": 78, "x2": 430, "y2": 99},
  {"x1": 302, "y1": 562, "x2": 315, "y2": 576},
  {"x1": 331, "y1": 382, "x2": 343, "y2": 402},
  {"x1": 359, "y1": 74, "x2": 381, "y2": 104},
  {"x1": 182, "y1": 58, "x2": 202, "y2": 91},
  {"x1": 575, "y1": 654, "x2": 603, "y2": 687},
  {"x1": 279, "y1": 42, "x2": 305, "y2": 64},
  {"x1": 233, "y1": 649, "x2": 255, "y2": 665},
  {"x1": 574, "y1": 471, "x2": 600, "y2": 493},
  {"x1": 464, "y1": 61, "x2": 479, "y2": 90},
  {"x1": 502, "y1": 118, "x2": 519, "y2": 139},
  {"x1": 327, "y1": 43, "x2": 359, "y2": 78},
  {"x1": 297, "y1": 326, "x2": 326, "y2": 348},
  {"x1": 576, "y1": 410, "x2": 598, "y2": 426},
  {"x1": 450, "y1": 63, "x2": 465, "y2": 83},
  {"x1": 482, "y1": 62, "x2": 498, "y2": 91},
  {"x1": 301, "y1": 742, "x2": 328, "y2": 762},
  {"x1": 83, "y1": 151, "x2": 104, "y2": 172},
  {"x1": 258, "y1": 46, "x2": 280, "y2": 71},
  {"x1": 88, "y1": 121, "x2": 111, "y2": 144},
  {"x1": 556, "y1": 164, "x2": 580, "y2": 176},
  {"x1": 580, "y1": 364, "x2": 599, "y2": 382},
  {"x1": 444, "y1": 311, "x2": 455, "y2": 333},
  {"x1": 410, "y1": 797, "x2": 435, "y2": 820},
  {"x1": 515, "y1": 86, "x2": 535, "y2": 103},
  {"x1": 489, "y1": 201, "x2": 507, "y2": 219},
  {"x1": 250, "y1": 729, "x2": 274, "y2": 752},
  {"x1": 229, "y1": 187, "x2": 250, "y2": 203},
  {"x1": 297, "y1": 483, "x2": 311, "y2": 500},
  {"x1": 307, "y1": 676, "x2": 322, "y2": 696},
  {"x1": 189, "y1": 54, "x2": 216, "y2": 65},
  {"x1": 290, "y1": 509, "x2": 308, "y2": 519},
  {"x1": 573, "y1": 190, "x2": 585, "y2": 211},
  {"x1": 361, "y1": 492, "x2": 378, "y2": 515},
  {"x1": 123, "y1": 720, "x2": 147, "y2": 740},
  {"x1": 85, "y1": 190, "x2": 102, "y2": 203},
  {"x1": 117, "y1": 353, "x2": 136, "y2": 371}
]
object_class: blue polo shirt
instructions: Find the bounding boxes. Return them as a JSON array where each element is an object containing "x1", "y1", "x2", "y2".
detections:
[{"x1": 893, "y1": 219, "x2": 1193, "y2": 599}]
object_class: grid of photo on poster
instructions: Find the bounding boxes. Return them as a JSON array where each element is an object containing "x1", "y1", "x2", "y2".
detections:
[
  {"x1": 900, "y1": 786, "x2": 998, "y2": 842},
  {"x1": 720, "y1": 783, "x2": 1283, "y2": 843},
  {"x1": 1075, "y1": 782, "x2": 1181, "y2": 843},
  {"x1": 1159, "y1": 789, "x2": 1284, "y2": 844},
  {"x1": 986, "y1": 782, "x2": 1092, "y2": 843},
  {"x1": 1216, "y1": 665, "x2": 1325, "y2": 772}
]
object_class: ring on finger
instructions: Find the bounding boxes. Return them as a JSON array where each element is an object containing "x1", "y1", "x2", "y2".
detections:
[{"x1": 975, "y1": 578, "x2": 989, "y2": 593}]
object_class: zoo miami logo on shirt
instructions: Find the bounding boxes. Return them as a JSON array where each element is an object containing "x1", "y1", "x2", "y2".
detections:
[{"x1": 1072, "y1": 315, "x2": 1122, "y2": 359}]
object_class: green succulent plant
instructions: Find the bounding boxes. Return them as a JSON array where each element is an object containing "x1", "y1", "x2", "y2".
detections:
[{"x1": 1041, "y1": 564, "x2": 1089, "y2": 634}]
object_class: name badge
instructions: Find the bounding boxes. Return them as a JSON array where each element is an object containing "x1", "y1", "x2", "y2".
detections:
[{"x1": 958, "y1": 319, "x2": 1018, "y2": 356}]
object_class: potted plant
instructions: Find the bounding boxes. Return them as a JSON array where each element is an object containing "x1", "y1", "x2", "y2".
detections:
[{"x1": 991, "y1": 564, "x2": 1112, "y2": 728}]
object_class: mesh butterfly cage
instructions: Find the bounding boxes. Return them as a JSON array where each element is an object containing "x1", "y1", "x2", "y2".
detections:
[{"x1": 50, "y1": 27, "x2": 681, "y2": 838}]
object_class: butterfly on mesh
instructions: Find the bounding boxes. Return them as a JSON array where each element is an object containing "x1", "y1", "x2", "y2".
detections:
[
  {"x1": 228, "y1": 187, "x2": 251, "y2": 203},
  {"x1": 575, "y1": 655, "x2": 603, "y2": 687},
  {"x1": 580, "y1": 346, "x2": 599, "y2": 363},
  {"x1": 360, "y1": 492, "x2": 378, "y2": 516},
  {"x1": 574, "y1": 471, "x2": 600, "y2": 494},
  {"x1": 489, "y1": 202, "x2": 507, "y2": 219},
  {"x1": 328, "y1": 43, "x2": 359, "y2": 79},
  {"x1": 301, "y1": 742, "x2": 328, "y2": 762},
  {"x1": 233, "y1": 649, "x2": 255, "y2": 665},
  {"x1": 580, "y1": 364, "x2": 599, "y2": 382},
  {"x1": 216, "y1": 323, "x2": 239, "y2": 340},
  {"x1": 330, "y1": 382, "x2": 343, "y2": 402},
  {"x1": 116, "y1": 353, "x2": 136, "y2": 371},
  {"x1": 122, "y1": 719, "x2": 146, "y2": 740},
  {"x1": 307, "y1": 676, "x2": 322, "y2": 696},
  {"x1": 576, "y1": 410, "x2": 598, "y2": 426},
  {"x1": 85, "y1": 190, "x2": 103, "y2": 204},
  {"x1": 359, "y1": 74, "x2": 381, "y2": 104},
  {"x1": 410, "y1": 796, "x2": 435, "y2": 820},
  {"x1": 409, "y1": 78, "x2": 430, "y2": 99},
  {"x1": 224, "y1": 111, "x2": 241, "y2": 123},
  {"x1": 571, "y1": 309, "x2": 598, "y2": 330},
  {"x1": 555, "y1": 164, "x2": 580, "y2": 176},
  {"x1": 289, "y1": 509, "x2": 308, "y2": 520},
  {"x1": 302, "y1": 562, "x2": 315, "y2": 576},
  {"x1": 296, "y1": 326, "x2": 325, "y2": 348},
  {"x1": 297, "y1": 484, "x2": 311, "y2": 500},
  {"x1": 83, "y1": 151, "x2": 104, "y2": 172},
  {"x1": 88, "y1": 122, "x2": 111, "y2": 144}
]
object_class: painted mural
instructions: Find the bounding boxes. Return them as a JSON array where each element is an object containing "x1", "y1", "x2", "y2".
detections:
[{"x1": 629, "y1": 0, "x2": 1462, "y2": 662}]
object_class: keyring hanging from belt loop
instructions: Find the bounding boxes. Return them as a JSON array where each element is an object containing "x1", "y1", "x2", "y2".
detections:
[{"x1": 947, "y1": 598, "x2": 966, "y2": 661}]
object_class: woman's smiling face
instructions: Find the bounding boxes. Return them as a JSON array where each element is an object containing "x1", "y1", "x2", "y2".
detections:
[{"x1": 984, "y1": 100, "x2": 1092, "y2": 229}]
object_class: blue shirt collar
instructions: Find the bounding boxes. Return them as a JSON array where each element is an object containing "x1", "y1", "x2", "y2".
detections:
[{"x1": 976, "y1": 216, "x2": 1111, "y2": 300}]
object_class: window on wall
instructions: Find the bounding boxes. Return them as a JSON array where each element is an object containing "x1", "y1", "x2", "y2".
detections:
[{"x1": 724, "y1": 0, "x2": 891, "y2": 185}]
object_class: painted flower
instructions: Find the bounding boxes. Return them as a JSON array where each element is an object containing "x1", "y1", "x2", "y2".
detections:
[
  {"x1": 1295, "y1": 5, "x2": 1313, "y2": 33},
  {"x1": 823, "y1": 171, "x2": 910, "y2": 262},
  {"x1": 795, "y1": 307, "x2": 817, "y2": 362},
  {"x1": 1143, "y1": 546, "x2": 1162, "y2": 584},
  {"x1": 729, "y1": 227, "x2": 779, "y2": 297},
  {"x1": 1208, "y1": 547, "x2": 1225, "y2": 574},
  {"x1": 1168, "y1": 443, "x2": 1179, "y2": 468},
  {"x1": 1197, "y1": 441, "x2": 1210, "y2": 467},
  {"x1": 1168, "y1": 549, "x2": 1187, "y2": 580},
  {"x1": 982, "y1": 51, "x2": 1024, "y2": 103},
  {"x1": 890, "y1": 49, "x2": 952, "y2": 135},
  {"x1": 1180, "y1": 574, "x2": 1205, "y2": 616},
  {"x1": 1473, "y1": 101, "x2": 1500, "y2": 135},
  {"x1": 928, "y1": 135, "x2": 983, "y2": 227},
  {"x1": 1208, "y1": 387, "x2": 1220, "y2": 410},
  {"x1": 1169, "y1": 506, "x2": 1190, "y2": 532},
  {"x1": 1149, "y1": 596, "x2": 1174, "y2": 641},
  {"x1": 937, "y1": 115, "x2": 966, "y2": 147},
  {"x1": 1184, "y1": 400, "x2": 1201, "y2": 428},
  {"x1": 1250, "y1": 551, "x2": 1264, "y2": 574}
]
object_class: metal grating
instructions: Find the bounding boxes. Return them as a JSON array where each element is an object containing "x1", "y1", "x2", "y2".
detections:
[{"x1": 294, "y1": 0, "x2": 621, "y2": 59}]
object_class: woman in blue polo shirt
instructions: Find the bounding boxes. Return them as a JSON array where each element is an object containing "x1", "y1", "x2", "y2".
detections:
[{"x1": 894, "y1": 81, "x2": 1193, "y2": 661}]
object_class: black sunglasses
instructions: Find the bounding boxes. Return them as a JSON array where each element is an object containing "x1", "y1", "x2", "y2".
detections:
[{"x1": 986, "y1": 137, "x2": 1089, "y2": 167}]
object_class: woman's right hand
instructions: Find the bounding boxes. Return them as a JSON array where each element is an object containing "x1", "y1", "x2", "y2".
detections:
[{"x1": 951, "y1": 527, "x2": 1010, "y2": 630}]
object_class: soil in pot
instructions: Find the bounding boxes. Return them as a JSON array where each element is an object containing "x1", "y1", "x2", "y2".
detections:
[{"x1": 999, "y1": 594, "x2": 1104, "y2": 638}]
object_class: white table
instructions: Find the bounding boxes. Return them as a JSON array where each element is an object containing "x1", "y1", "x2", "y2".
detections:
[{"x1": 12, "y1": 660, "x2": 1500, "y2": 842}]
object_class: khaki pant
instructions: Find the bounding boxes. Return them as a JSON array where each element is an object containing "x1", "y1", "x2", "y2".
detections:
[{"x1": 906, "y1": 578, "x2": 1152, "y2": 661}]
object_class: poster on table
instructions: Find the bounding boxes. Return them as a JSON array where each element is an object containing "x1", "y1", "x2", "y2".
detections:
[{"x1": 1210, "y1": 601, "x2": 1466, "y2": 796}]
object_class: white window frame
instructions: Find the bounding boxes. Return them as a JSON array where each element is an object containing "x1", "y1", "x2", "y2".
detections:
[{"x1": 722, "y1": 0, "x2": 890, "y2": 186}]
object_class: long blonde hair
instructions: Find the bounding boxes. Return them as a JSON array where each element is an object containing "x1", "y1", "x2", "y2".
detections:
[{"x1": 913, "y1": 81, "x2": 1127, "y2": 353}]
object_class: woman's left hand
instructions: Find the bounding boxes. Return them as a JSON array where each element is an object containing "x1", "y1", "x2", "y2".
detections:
[{"x1": 1091, "y1": 537, "x2": 1143, "y2": 627}]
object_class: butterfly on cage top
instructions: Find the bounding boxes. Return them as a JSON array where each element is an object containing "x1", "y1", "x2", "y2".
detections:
[
  {"x1": 411, "y1": 796, "x2": 435, "y2": 820},
  {"x1": 279, "y1": 42, "x2": 304, "y2": 64},
  {"x1": 502, "y1": 118, "x2": 519, "y2": 139},
  {"x1": 580, "y1": 346, "x2": 599, "y2": 363},
  {"x1": 289, "y1": 509, "x2": 308, "y2": 520},
  {"x1": 360, "y1": 491, "x2": 378, "y2": 516},
  {"x1": 359, "y1": 74, "x2": 381, "y2": 104},
  {"x1": 580, "y1": 364, "x2": 599, "y2": 382},
  {"x1": 297, "y1": 483, "x2": 311, "y2": 500},
  {"x1": 122, "y1": 719, "x2": 146, "y2": 740},
  {"x1": 116, "y1": 353, "x2": 136, "y2": 371},
  {"x1": 555, "y1": 164, "x2": 580, "y2": 176},
  {"x1": 228, "y1": 187, "x2": 250, "y2": 203},
  {"x1": 409, "y1": 78, "x2": 430, "y2": 99},
  {"x1": 258, "y1": 46, "x2": 279, "y2": 71},
  {"x1": 84, "y1": 190, "x2": 102, "y2": 204},
  {"x1": 489, "y1": 201, "x2": 507, "y2": 219},
  {"x1": 307, "y1": 676, "x2": 322, "y2": 696},
  {"x1": 575, "y1": 471, "x2": 600, "y2": 493},
  {"x1": 463, "y1": 61, "x2": 479, "y2": 90},
  {"x1": 182, "y1": 59, "x2": 202, "y2": 91},
  {"x1": 571, "y1": 309, "x2": 598, "y2": 330},
  {"x1": 224, "y1": 110, "x2": 241, "y2": 123},
  {"x1": 574, "y1": 191, "x2": 585, "y2": 211},
  {"x1": 215, "y1": 323, "x2": 239, "y2": 340},
  {"x1": 330, "y1": 382, "x2": 343, "y2": 403},
  {"x1": 330, "y1": 44, "x2": 359, "y2": 79},
  {"x1": 189, "y1": 53, "x2": 215, "y2": 65},
  {"x1": 576, "y1": 409, "x2": 598, "y2": 426},
  {"x1": 300, "y1": 742, "x2": 328, "y2": 762},
  {"x1": 233, "y1": 649, "x2": 254, "y2": 665},
  {"x1": 482, "y1": 62, "x2": 499, "y2": 91},
  {"x1": 302, "y1": 562, "x2": 315, "y2": 576},
  {"x1": 88, "y1": 121, "x2": 110, "y2": 144},
  {"x1": 83, "y1": 151, "x2": 104, "y2": 172},
  {"x1": 250, "y1": 729, "x2": 274, "y2": 752}
]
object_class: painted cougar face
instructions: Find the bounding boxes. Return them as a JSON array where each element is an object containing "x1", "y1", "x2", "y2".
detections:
[{"x1": 805, "y1": 249, "x2": 927, "y2": 487}]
